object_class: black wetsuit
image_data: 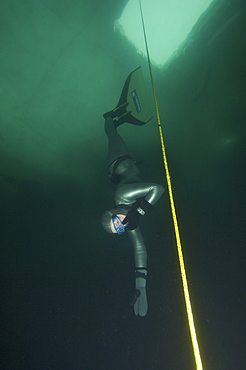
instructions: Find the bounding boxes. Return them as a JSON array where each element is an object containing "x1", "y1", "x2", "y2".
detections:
[{"x1": 105, "y1": 116, "x2": 164, "y2": 269}]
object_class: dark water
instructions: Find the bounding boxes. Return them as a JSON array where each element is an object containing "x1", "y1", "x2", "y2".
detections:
[
  {"x1": 1, "y1": 124, "x2": 245, "y2": 369},
  {"x1": 1, "y1": 1, "x2": 246, "y2": 369}
]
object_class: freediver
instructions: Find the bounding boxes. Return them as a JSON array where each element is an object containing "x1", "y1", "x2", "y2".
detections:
[{"x1": 101, "y1": 69, "x2": 164, "y2": 317}]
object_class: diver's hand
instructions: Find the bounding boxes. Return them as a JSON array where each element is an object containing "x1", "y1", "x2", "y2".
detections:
[
  {"x1": 133, "y1": 268, "x2": 148, "y2": 316},
  {"x1": 134, "y1": 287, "x2": 148, "y2": 317},
  {"x1": 123, "y1": 209, "x2": 141, "y2": 230},
  {"x1": 123, "y1": 199, "x2": 153, "y2": 230}
]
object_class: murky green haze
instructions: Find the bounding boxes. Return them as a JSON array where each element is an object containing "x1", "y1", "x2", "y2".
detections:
[{"x1": 0, "y1": 1, "x2": 245, "y2": 369}]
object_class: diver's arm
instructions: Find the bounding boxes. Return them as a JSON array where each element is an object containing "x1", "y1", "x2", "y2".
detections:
[
  {"x1": 128, "y1": 226, "x2": 147, "y2": 267},
  {"x1": 127, "y1": 227, "x2": 148, "y2": 317},
  {"x1": 115, "y1": 182, "x2": 164, "y2": 206}
]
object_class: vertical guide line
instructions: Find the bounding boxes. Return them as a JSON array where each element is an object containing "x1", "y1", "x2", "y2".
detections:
[{"x1": 138, "y1": 1, "x2": 203, "y2": 369}]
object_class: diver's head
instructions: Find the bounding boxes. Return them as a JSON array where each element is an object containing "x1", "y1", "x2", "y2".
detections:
[{"x1": 101, "y1": 206, "x2": 129, "y2": 235}]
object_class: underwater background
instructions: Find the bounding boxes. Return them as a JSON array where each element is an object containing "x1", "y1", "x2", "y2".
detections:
[{"x1": 0, "y1": 1, "x2": 245, "y2": 369}]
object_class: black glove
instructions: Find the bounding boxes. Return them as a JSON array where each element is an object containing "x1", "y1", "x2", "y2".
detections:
[
  {"x1": 123, "y1": 199, "x2": 153, "y2": 230},
  {"x1": 123, "y1": 208, "x2": 141, "y2": 230}
]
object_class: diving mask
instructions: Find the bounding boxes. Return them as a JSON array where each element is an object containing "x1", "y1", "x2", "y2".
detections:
[{"x1": 112, "y1": 215, "x2": 126, "y2": 235}]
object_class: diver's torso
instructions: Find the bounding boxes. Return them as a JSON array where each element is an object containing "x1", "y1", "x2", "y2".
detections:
[
  {"x1": 110, "y1": 157, "x2": 162, "y2": 207},
  {"x1": 108, "y1": 157, "x2": 143, "y2": 186}
]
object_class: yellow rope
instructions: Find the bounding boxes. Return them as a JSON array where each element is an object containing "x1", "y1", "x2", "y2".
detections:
[{"x1": 139, "y1": 1, "x2": 203, "y2": 369}]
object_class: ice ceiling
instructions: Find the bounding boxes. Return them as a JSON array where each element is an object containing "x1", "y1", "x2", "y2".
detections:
[
  {"x1": 0, "y1": 0, "x2": 245, "y2": 193},
  {"x1": 115, "y1": 0, "x2": 213, "y2": 67}
]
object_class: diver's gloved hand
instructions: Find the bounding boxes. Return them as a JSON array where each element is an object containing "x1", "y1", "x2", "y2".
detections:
[
  {"x1": 123, "y1": 208, "x2": 141, "y2": 230},
  {"x1": 123, "y1": 199, "x2": 153, "y2": 230},
  {"x1": 134, "y1": 287, "x2": 148, "y2": 317},
  {"x1": 133, "y1": 269, "x2": 148, "y2": 317}
]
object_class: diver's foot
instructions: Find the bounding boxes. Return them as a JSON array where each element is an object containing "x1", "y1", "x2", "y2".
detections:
[
  {"x1": 114, "y1": 110, "x2": 132, "y2": 127},
  {"x1": 103, "y1": 102, "x2": 129, "y2": 119}
]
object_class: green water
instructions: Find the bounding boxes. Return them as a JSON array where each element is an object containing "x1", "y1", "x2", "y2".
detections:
[{"x1": 0, "y1": 1, "x2": 245, "y2": 369}]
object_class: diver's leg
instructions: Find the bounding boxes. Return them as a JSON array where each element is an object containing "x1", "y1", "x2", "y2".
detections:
[{"x1": 104, "y1": 117, "x2": 130, "y2": 167}]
